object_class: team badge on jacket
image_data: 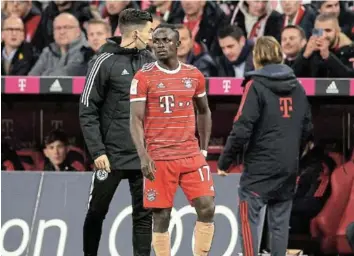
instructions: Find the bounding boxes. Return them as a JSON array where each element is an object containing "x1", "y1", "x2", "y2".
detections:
[
  {"x1": 96, "y1": 169, "x2": 108, "y2": 181},
  {"x1": 182, "y1": 78, "x2": 193, "y2": 89}
]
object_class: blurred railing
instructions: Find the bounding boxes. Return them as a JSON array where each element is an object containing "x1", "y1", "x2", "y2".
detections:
[{"x1": 1, "y1": 76, "x2": 354, "y2": 96}]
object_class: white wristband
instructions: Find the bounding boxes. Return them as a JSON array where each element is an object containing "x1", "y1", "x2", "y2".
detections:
[{"x1": 201, "y1": 150, "x2": 208, "y2": 157}]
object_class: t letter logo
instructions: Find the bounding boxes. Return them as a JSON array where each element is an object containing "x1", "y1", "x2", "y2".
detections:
[
  {"x1": 279, "y1": 97, "x2": 293, "y2": 118},
  {"x1": 159, "y1": 95, "x2": 175, "y2": 113}
]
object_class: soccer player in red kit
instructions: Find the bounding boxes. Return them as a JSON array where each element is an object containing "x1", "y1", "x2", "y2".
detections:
[{"x1": 130, "y1": 24, "x2": 215, "y2": 256}]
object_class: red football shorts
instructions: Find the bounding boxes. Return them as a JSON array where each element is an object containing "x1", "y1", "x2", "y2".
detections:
[{"x1": 143, "y1": 154, "x2": 215, "y2": 208}]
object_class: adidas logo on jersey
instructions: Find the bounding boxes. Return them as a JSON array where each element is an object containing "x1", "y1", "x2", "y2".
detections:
[
  {"x1": 121, "y1": 69, "x2": 129, "y2": 75},
  {"x1": 157, "y1": 83, "x2": 165, "y2": 89},
  {"x1": 326, "y1": 81, "x2": 339, "y2": 94}
]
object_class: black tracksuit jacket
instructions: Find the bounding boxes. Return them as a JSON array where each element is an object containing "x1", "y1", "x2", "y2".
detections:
[
  {"x1": 79, "y1": 37, "x2": 155, "y2": 170},
  {"x1": 218, "y1": 64, "x2": 313, "y2": 200}
]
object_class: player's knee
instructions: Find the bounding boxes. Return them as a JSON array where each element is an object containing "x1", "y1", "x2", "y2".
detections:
[
  {"x1": 87, "y1": 206, "x2": 109, "y2": 219},
  {"x1": 152, "y1": 209, "x2": 171, "y2": 233},
  {"x1": 195, "y1": 198, "x2": 215, "y2": 222}
]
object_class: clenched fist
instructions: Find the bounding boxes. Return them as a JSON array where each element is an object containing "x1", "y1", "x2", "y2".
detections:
[{"x1": 94, "y1": 154, "x2": 111, "y2": 172}]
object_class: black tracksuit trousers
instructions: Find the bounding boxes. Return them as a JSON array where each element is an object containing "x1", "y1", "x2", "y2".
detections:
[
  {"x1": 83, "y1": 169, "x2": 152, "y2": 256},
  {"x1": 238, "y1": 187, "x2": 292, "y2": 256}
]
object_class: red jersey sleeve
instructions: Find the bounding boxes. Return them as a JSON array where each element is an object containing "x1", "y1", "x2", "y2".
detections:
[
  {"x1": 194, "y1": 70, "x2": 206, "y2": 98},
  {"x1": 130, "y1": 71, "x2": 149, "y2": 102}
]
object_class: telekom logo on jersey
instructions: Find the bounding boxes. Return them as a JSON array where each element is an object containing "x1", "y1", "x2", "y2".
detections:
[
  {"x1": 160, "y1": 95, "x2": 175, "y2": 113},
  {"x1": 159, "y1": 95, "x2": 192, "y2": 114}
]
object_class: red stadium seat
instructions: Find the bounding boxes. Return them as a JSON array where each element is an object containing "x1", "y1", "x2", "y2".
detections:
[
  {"x1": 16, "y1": 149, "x2": 44, "y2": 171},
  {"x1": 336, "y1": 180, "x2": 354, "y2": 254},
  {"x1": 328, "y1": 152, "x2": 344, "y2": 167},
  {"x1": 311, "y1": 161, "x2": 354, "y2": 253}
]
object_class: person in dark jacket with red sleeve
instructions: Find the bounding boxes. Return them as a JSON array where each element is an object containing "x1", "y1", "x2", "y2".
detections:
[{"x1": 218, "y1": 36, "x2": 313, "y2": 256}]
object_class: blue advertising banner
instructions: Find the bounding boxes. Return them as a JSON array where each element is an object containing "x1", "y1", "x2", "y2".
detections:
[{"x1": 1, "y1": 172, "x2": 266, "y2": 256}]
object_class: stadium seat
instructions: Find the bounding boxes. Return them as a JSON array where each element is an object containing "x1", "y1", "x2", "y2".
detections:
[
  {"x1": 336, "y1": 180, "x2": 354, "y2": 254},
  {"x1": 328, "y1": 152, "x2": 344, "y2": 167},
  {"x1": 310, "y1": 161, "x2": 354, "y2": 253},
  {"x1": 16, "y1": 149, "x2": 44, "y2": 171}
]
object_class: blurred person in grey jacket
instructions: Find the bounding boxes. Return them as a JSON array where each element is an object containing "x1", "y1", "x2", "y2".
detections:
[
  {"x1": 292, "y1": 13, "x2": 354, "y2": 78},
  {"x1": 67, "y1": 19, "x2": 112, "y2": 76},
  {"x1": 29, "y1": 12, "x2": 88, "y2": 76},
  {"x1": 175, "y1": 24, "x2": 217, "y2": 77}
]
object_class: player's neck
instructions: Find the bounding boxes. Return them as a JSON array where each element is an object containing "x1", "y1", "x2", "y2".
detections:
[
  {"x1": 120, "y1": 37, "x2": 137, "y2": 49},
  {"x1": 157, "y1": 58, "x2": 180, "y2": 71}
]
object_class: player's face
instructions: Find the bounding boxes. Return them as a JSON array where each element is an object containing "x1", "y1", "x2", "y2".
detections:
[
  {"x1": 152, "y1": 28, "x2": 178, "y2": 60},
  {"x1": 44, "y1": 140, "x2": 67, "y2": 166}
]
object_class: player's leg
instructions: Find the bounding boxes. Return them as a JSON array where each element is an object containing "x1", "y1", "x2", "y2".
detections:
[
  {"x1": 267, "y1": 199, "x2": 292, "y2": 256},
  {"x1": 127, "y1": 170, "x2": 152, "y2": 256},
  {"x1": 180, "y1": 155, "x2": 215, "y2": 256},
  {"x1": 83, "y1": 170, "x2": 122, "y2": 256},
  {"x1": 152, "y1": 208, "x2": 173, "y2": 256},
  {"x1": 237, "y1": 187, "x2": 265, "y2": 256},
  {"x1": 192, "y1": 196, "x2": 215, "y2": 256},
  {"x1": 144, "y1": 160, "x2": 179, "y2": 256}
]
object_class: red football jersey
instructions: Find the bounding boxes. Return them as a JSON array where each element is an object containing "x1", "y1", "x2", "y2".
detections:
[{"x1": 130, "y1": 61, "x2": 206, "y2": 160}]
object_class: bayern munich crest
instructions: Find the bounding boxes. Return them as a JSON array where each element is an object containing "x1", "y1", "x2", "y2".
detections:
[
  {"x1": 182, "y1": 78, "x2": 193, "y2": 89},
  {"x1": 146, "y1": 189, "x2": 157, "y2": 201},
  {"x1": 96, "y1": 169, "x2": 108, "y2": 181}
]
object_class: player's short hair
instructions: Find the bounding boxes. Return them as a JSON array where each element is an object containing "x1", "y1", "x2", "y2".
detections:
[
  {"x1": 253, "y1": 36, "x2": 283, "y2": 67},
  {"x1": 44, "y1": 129, "x2": 69, "y2": 146},
  {"x1": 118, "y1": 8, "x2": 153, "y2": 35},
  {"x1": 281, "y1": 25, "x2": 306, "y2": 39},
  {"x1": 315, "y1": 12, "x2": 339, "y2": 25},
  {"x1": 217, "y1": 25, "x2": 245, "y2": 41},
  {"x1": 173, "y1": 24, "x2": 192, "y2": 39},
  {"x1": 87, "y1": 18, "x2": 111, "y2": 33},
  {"x1": 154, "y1": 23, "x2": 180, "y2": 41}
]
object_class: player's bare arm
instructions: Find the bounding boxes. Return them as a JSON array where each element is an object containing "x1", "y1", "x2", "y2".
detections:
[
  {"x1": 130, "y1": 101, "x2": 155, "y2": 181},
  {"x1": 194, "y1": 95, "x2": 212, "y2": 153}
]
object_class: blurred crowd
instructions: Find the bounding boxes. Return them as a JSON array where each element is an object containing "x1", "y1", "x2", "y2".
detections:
[{"x1": 1, "y1": 0, "x2": 354, "y2": 78}]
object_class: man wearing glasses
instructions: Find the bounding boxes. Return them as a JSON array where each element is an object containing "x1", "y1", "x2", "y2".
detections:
[
  {"x1": 28, "y1": 12, "x2": 88, "y2": 76},
  {"x1": 1, "y1": 15, "x2": 37, "y2": 76}
]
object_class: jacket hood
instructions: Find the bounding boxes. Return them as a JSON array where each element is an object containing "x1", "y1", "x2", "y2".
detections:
[
  {"x1": 245, "y1": 64, "x2": 299, "y2": 94},
  {"x1": 99, "y1": 36, "x2": 149, "y2": 55}
]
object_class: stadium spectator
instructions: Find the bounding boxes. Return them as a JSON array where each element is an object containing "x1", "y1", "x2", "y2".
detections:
[
  {"x1": 170, "y1": 0, "x2": 227, "y2": 57},
  {"x1": 316, "y1": 0, "x2": 354, "y2": 41},
  {"x1": 1, "y1": 16, "x2": 37, "y2": 76},
  {"x1": 147, "y1": 0, "x2": 184, "y2": 23},
  {"x1": 3, "y1": 0, "x2": 42, "y2": 50},
  {"x1": 215, "y1": 25, "x2": 254, "y2": 78},
  {"x1": 37, "y1": 1, "x2": 93, "y2": 50},
  {"x1": 29, "y1": 13, "x2": 88, "y2": 76},
  {"x1": 292, "y1": 13, "x2": 354, "y2": 78},
  {"x1": 68, "y1": 19, "x2": 112, "y2": 76},
  {"x1": 42, "y1": 129, "x2": 79, "y2": 171},
  {"x1": 280, "y1": 0, "x2": 316, "y2": 39},
  {"x1": 104, "y1": 0, "x2": 140, "y2": 36},
  {"x1": 175, "y1": 24, "x2": 217, "y2": 77},
  {"x1": 281, "y1": 25, "x2": 307, "y2": 67},
  {"x1": 289, "y1": 145, "x2": 336, "y2": 234},
  {"x1": 229, "y1": 0, "x2": 283, "y2": 42}
]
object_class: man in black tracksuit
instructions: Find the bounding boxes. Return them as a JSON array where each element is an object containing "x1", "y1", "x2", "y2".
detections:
[
  {"x1": 79, "y1": 9, "x2": 155, "y2": 256},
  {"x1": 218, "y1": 37, "x2": 313, "y2": 256}
]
